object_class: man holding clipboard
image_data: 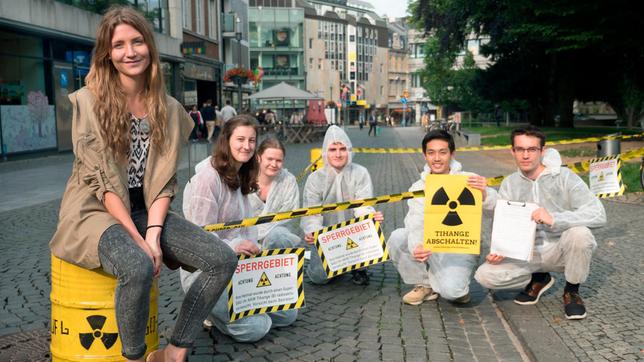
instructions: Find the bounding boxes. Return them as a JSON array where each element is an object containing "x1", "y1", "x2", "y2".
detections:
[
  {"x1": 475, "y1": 126, "x2": 606, "y2": 320},
  {"x1": 388, "y1": 130, "x2": 495, "y2": 305}
]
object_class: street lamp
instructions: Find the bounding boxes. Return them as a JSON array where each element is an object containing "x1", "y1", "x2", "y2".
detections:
[{"x1": 235, "y1": 16, "x2": 243, "y2": 112}]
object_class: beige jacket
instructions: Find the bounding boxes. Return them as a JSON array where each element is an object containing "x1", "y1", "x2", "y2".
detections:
[{"x1": 50, "y1": 87, "x2": 193, "y2": 269}]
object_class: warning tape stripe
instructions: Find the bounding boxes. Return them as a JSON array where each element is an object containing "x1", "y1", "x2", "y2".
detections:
[
  {"x1": 349, "y1": 133, "x2": 644, "y2": 154},
  {"x1": 486, "y1": 147, "x2": 644, "y2": 186},
  {"x1": 208, "y1": 148, "x2": 644, "y2": 232},
  {"x1": 204, "y1": 190, "x2": 424, "y2": 232}
]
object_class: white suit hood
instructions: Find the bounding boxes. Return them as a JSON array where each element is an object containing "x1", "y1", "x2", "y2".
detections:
[{"x1": 322, "y1": 125, "x2": 353, "y2": 165}]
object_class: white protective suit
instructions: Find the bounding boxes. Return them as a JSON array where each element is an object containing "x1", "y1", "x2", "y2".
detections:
[
  {"x1": 180, "y1": 157, "x2": 296, "y2": 342},
  {"x1": 475, "y1": 148, "x2": 607, "y2": 289},
  {"x1": 248, "y1": 168, "x2": 301, "y2": 247},
  {"x1": 301, "y1": 125, "x2": 376, "y2": 284},
  {"x1": 388, "y1": 159, "x2": 497, "y2": 300}
]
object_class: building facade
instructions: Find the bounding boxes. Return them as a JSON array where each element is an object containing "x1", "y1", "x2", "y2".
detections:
[
  {"x1": 248, "y1": 0, "x2": 305, "y2": 91},
  {"x1": 0, "y1": 0, "x2": 183, "y2": 156},
  {"x1": 408, "y1": 27, "x2": 433, "y2": 124},
  {"x1": 302, "y1": 0, "x2": 388, "y2": 123}
]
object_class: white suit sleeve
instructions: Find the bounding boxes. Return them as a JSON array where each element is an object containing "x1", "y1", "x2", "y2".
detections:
[
  {"x1": 183, "y1": 170, "x2": 221, "y2": 228},
  {"x1": 549, "y1": 171, "x2": 606, "y2": 232},
  {"x1": 182, "y1": 169, "x2": 241, "y2": 250},
  {"x1": 300, "y1": 173, "x2": 324, "y2": 234},
  {"x1": 352, "y1": 166, "x2": 376, "y2": 217}
]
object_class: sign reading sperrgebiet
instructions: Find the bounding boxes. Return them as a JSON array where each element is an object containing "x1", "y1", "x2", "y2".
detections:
[
  {"x1": 313, "y1": 214, "x2": 387, "y2": 279},
  {"x1": 423, "y1": 174, "x2": 483, "y2": 254},
  {"x1": 589, "y1": 155, "x2": 625, "y2": 198},
  {"x1": 227, "y1": 248, "x2": 305, "y2": 322}
]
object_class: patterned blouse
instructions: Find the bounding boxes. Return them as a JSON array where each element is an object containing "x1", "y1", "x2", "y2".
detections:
[{"x1": 127, "y1": 115, "x2": 150, "y2": 188}]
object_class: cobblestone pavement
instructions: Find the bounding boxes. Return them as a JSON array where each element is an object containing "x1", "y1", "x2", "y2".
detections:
[{"x1": 0, "y1": 126, "x2": 642, "y2": 361}]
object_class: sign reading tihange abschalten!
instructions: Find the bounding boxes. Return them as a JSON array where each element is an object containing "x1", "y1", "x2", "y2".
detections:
[
  {"x1": 313, "y1": 214, "x2": 387, "y2": 279},
  {"x1": 424, "y1": 174, "x2": 483, "y2": 254},
  {"x1": 227, "y1": 248, "x2": 305, "y2": 322}
]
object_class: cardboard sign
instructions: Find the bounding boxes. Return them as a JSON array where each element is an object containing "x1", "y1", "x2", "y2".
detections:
[
  {"x1": 589, "y1": 155, "x2": 625, "y2": 197},
  {"x1": 227, "y1": 248, "x2": 305, "y2": 322},
  {"x1": 313, "y1": 214, "x2": 387, "y2": 278},
  {"x1": 423, "y1": 174, "x2": 482, "y2": 254}
]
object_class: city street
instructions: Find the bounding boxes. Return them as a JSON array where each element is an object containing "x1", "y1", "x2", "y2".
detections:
[{"x1": 0, "y1": 126, "x2": 642, "y2": 361}]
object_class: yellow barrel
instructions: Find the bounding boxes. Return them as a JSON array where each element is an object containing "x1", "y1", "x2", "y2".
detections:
[
  {"x1": 50, "y1": 254, "x2": 159, "y2": 361},
  {"x1": 310, "y1": 148, "x2": 324, "y2": 172}
]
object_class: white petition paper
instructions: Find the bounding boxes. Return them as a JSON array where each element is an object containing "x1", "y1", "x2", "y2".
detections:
[{"x1": 490, "y1": 200, "x2": 539, "y2": 261}]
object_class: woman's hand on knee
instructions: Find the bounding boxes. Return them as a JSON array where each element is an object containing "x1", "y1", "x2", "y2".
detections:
[{"x1": 145, "y1": 229, "x2": 163, "y2": 277}]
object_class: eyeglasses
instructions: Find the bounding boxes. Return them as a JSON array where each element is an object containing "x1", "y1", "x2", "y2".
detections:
[{"x1": 512, "y1": 147, "x2": 542, "y2": 154}]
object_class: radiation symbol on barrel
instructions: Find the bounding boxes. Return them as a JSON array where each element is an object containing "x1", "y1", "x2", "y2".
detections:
[
  {"x1": 430, "y1": 187, "x2": 476, "y2": 226},
  {"x1": 79, "y1": 315, "x2": 118, "y2": 350}
]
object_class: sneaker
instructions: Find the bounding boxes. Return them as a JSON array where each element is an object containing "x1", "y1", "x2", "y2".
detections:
[
  {"x1": 402, "y1": 285, "x2": 438, "y2": 305},
  {"x1": 514, "y1": 274, "x2": 555, "y2": 305},
  {"x1": 452, "y1": 293, "x2": 471, "y2": 304},
  {"x1": 351, "y1": 270, "x2": 369, "y2": 286},
  {"x1": 563, "y1": 291, "x2": 587, "y2": 320}
]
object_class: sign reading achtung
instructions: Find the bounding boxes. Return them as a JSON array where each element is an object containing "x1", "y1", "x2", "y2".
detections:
[
  {"x1": 314, "y1": 214, "x2": 387, "y2": 278},
  {"x1": 423, "y1": 174, "x2": 482, "y2": 254},
  {"x1": 227, "y1": 248, "x2": 305, "y2": 322}
]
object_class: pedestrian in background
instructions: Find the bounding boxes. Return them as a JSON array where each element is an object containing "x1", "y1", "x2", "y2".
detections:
[
  {"x1": 368, "y1": 110, "x2": 377, "y2": 136},
  {"x1": 189, "y1": 105, "x2": 205, "y2": 141},
  {"x1": 49, "y1": 6, "x2": 237, "y2": 362},
  {"x1": 200, "y1": 99, "x2": 216, "y2": 142},
  {"x1": 220, "y1": 100, "x2": 237, "y2": 123}
]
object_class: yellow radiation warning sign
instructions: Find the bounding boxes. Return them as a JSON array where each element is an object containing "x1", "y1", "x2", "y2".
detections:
[
  {"x1": 423, "y1": 174, "x2": 482, "y2": 254},
  {"x1": 346, "y1": 238, "x2": 359, "y2": 250},
  {"x1": 256, "y1": 272, "x2": 272, "y2": 287}
]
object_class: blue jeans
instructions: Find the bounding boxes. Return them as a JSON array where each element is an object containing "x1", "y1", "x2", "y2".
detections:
[{"x1": 98, "y1": 211, "x2": 237, "y2": 359}]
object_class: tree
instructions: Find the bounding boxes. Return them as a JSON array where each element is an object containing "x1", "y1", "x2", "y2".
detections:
[
  {"x1": 410, "y1": 0, "x2": 644, "y2": 128},
  {"x1": 417, "y1": 37, "x2": 490, "y2": 116}
]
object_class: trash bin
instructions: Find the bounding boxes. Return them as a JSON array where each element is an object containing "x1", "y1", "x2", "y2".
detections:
[{"x1": 597, "y1": 137, "x2": 621, "y2": 157}]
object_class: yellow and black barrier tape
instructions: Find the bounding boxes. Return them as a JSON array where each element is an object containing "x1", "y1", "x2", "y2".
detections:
[
  {"x1": 350, "y1": 132, "x2": 644, "y2": 154},
  {"x1": 203, "y1": 190, "x2": 425, "y2": 232},
  {"x1": 204, "y1": 147, "x2": 644, "y2": 232},
  {"x1": 296, "y1": 155, "x2": 322, "y2": 182},
  {"x1": 486, "y1": 147, "x2": 644, "y2": 186}
]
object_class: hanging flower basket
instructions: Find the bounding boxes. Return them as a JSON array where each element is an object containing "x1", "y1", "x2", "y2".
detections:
[{"x1": 224, "y1": 67, "x2": 256, "y2": 84}]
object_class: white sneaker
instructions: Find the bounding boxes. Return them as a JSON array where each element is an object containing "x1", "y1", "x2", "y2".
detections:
[{"x1": 402, "y1": 285, "x2": 438, "y2": 305}]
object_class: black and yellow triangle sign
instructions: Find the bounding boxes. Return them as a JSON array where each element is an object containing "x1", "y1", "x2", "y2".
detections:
[
  {"x1": 346, "y1": 238, "x2": 359, "y2": 250},
  {"x1": 256, "y1": 272, "x2": 272, "y2": 288}
]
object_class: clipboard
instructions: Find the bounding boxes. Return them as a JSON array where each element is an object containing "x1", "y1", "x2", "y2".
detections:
[{"x1": 490, "y1": 199, "x2": 539, "y2": 261}]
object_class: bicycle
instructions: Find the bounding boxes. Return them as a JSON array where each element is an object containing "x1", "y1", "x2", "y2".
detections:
[{"x1": 640, "y1": 157, "x2": 644, "y2": 190}]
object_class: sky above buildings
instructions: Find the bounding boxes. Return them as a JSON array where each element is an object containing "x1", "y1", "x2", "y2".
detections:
[{"x1": 369, "y1": 0, "x2": 411, "y2": 18}]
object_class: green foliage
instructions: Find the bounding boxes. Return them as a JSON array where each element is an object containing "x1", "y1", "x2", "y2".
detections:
[
  {"x1": 418, "y1": 37, "x2": 490, "y2": 114},
  {"x1": 409, "y1": 0, "x2": 644, "y2": 128}
]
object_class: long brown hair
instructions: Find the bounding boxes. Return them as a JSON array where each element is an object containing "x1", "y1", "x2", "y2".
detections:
[
  {"x1": 85, "y1": 6, "x2": 167, "y2": 157},
  {"x1": 212, "y1": 115, "x2": 259, "y2": 195}
]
